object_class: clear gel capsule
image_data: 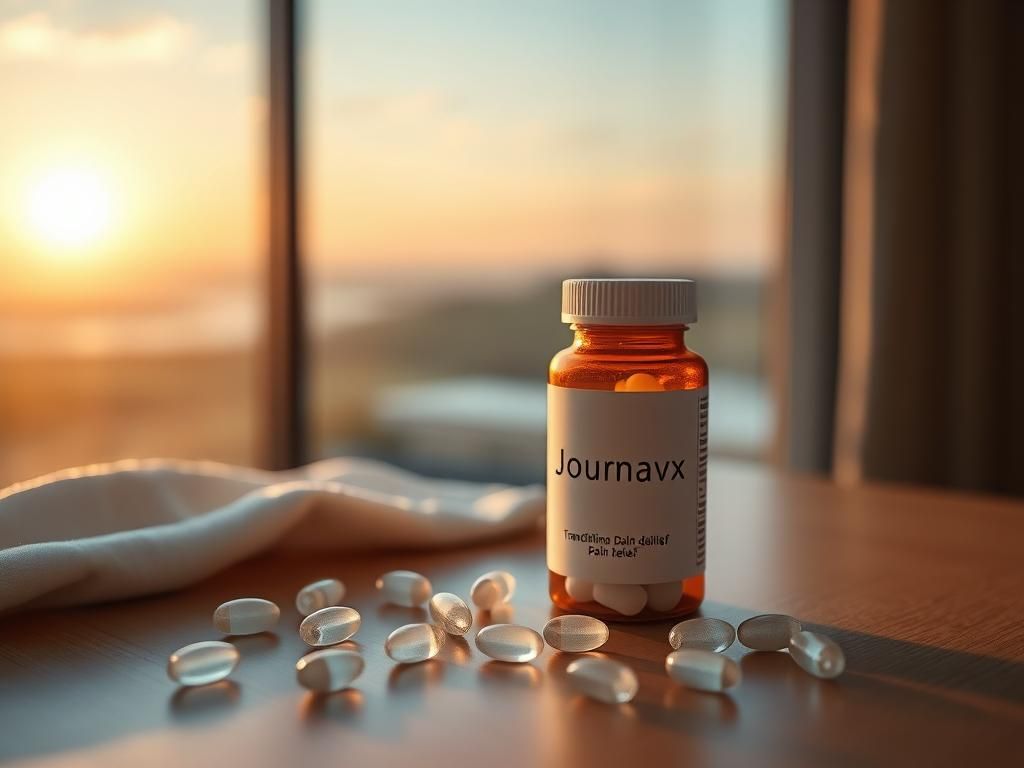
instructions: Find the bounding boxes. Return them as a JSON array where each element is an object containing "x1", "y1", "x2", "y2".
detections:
[
  {"x1": 592, "y1": 583, "x2": 648, "y2": 616},
  {"x1": 295, "y1": 648, "x2": 365, "y2": 692},
  {"x1": 565, "y1": 577, "x2": 594, "y2": 603},
  {"x1": 475, "y1": 624, "x2": 544, "y2": 663},
  {"x1": 428, "y1": 592, "x2": 473, "y2": 635},
  {"x1": 167, "y1": 640, "x2": 239, "y2": 686},
  {"x1": 295, "y1": 578, "x2": 346, "y2": 617},
  {"x1": 665, "y1": 649, "x2": 742, "y2": 692},
  {"x1": 212, "y1": 598, "x2": 280, "y2": 635},
  {"x1": 737, "y1": 613, "x2": 802, "y2": 651},
  {"x1": 470, "y1": 570, "x2": 516, "y2": 610},
  {"x1": 789, "y1": 631, "x2": 846, "y2": 679},
  {"x1": 376, "y1": 570, "x2": 433, "y2": 607},
  {"x1": 542, "y1": 614, "x2": 609, "y2": 652},
  {"x1": 566, "y1": 657, "x2": 639, "y2": 704},
  {"x1": 646, "y1": 581, "x2": 683, "y2": 612},
  {"x1": 385, "y1": 622, "x2": 447, "y2": 663},
  {"x1": 668, "y1": 617, "x2": 736, "y2": 652},
  {"x1": 299, "y1": 606, "x2": 361, "y2": 647}
]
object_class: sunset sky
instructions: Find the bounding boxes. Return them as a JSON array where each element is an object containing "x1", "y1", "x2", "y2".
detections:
[{"x1": 0, "y1": 0, "x2": 784, "y2": 313}]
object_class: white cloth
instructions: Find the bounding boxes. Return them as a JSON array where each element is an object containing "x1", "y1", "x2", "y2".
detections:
[{"x1": 0, "y1": 458, "x2": 545, "y2": 614}]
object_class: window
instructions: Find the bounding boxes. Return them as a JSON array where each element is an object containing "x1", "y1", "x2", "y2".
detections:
[
  {"x1": 0, "y1": 1, "x2": 263, "y2": 487},
  {"x1": 304, "y1": 0, "x2": 785, "y2": 482},
  {"x1": 1, "y1": 1, "x2": 786, "y2": 488}
]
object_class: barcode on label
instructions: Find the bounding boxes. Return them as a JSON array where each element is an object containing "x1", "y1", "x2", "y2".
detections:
[{"x1": 696, "y1": 392, "x2": 708, "y2": 567}]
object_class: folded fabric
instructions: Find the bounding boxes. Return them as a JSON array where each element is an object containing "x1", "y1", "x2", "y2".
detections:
[{"x1": 0, "y1": 458, "x2": 545, "y2": 614}]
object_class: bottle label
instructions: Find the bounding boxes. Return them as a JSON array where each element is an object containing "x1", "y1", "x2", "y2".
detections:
[{"x1": 546, "y1": 384, "x2": 707, "y2": 584}]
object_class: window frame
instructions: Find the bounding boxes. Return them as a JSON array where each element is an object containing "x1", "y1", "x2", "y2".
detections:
[{"x1": 264, "y1": 0, "x2": 306, "y2": 469}]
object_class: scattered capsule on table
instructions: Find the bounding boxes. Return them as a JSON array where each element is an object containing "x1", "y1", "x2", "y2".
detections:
[
  {"x1": 543, "y1": 615, "x2": 609, "y2": 652},
  {"x1": 295, "y1": 578, "x2": 346, "y2": 617},
  {"x1": 299, "y1": 606, "x2": 361, "y2": 647},
  {"x1": 428, "y1": 592, "x2": 473, "y2": 635},
  {"x1": 167, "y1": 641, "x2": 239, "y2": 686},
  {"x1": 375, "y1": 570, "x2": 433, "y2": 607},
  {"x1": 789, "y1": 630, "x2": 846, "y2": 679},
  {"x1": 470, "y1": 570, "x2": 516, "y2": 610},
  {"x1": 295, "y1": 649, "x2": 365, "y2": 693},
  {"x1": 668, "y1": 617, "x2": 736, "y2": 652},
  {"x1": 737, "y1": 613, "x2": 802, "y2": 651},
  {"x1": 565, "y1": 577, "x2": 594, "y2": 603},
  {"x1": 593, "y1": 583, "x2": 648, "y2": 616},
  {"x1": 385, "y1": 622, "x2": 447, "y2": 663},
  {"x1": 475, "y1": 624, "x2": 544, "y2": 663},
  {"x1": 566, "y1": 657, "x2": 639, "y2": 704},
  {"x1": 212, "y1": 598, "x2": 280, "y2": 635},
  {"x1": 665, "y1": 649, "x2": 742, "y2": 692},
  {"x1": 646, "y1": 581, "x2": 683, "y2": 612}
]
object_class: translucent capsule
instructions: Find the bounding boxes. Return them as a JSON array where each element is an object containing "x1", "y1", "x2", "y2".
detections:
[
  {"x1": 789, "y1": 631, "x2": 846, "y2": 679},
  {"x1": 542, "y1": 614, "x2": 609, "y2": 652},
  {"x1": 565, "y1": 577, "x2": 594, "y2": 603},
  {"x1": 668, "y1": 617, "x2": 735, "y2": 652},
  {"x1": 665, "y1": 649, "x2": 742, "y2": 692},
  {"x1": 385, "y1": 622, "x2": 447, "y2": 663},
  {"x1": 167, "y1": 640, "x2": 239, "y2": 686},
  {"x1": 470, "y1": 570, "x2": 516, "y2": 610},
  {"x1": 646, "y1": 581, "x2": 683, "y2": 612},
  {"x1": 295, "y1": 578, "x2": 346, "y2": 617},
  {"x1": 295, "y1": 649, "x2": 365, "y2": 692},
  {"x1": 565, "y1": 657, "x2": 639, "y2": 704},
  {"x1": 375, "y1": 570, "x2": 433, "y2": 607},
  {"x1": 299, "y1": 606, "x2": 361, "y2": 647},
  {"x1": 475, "y1": 624, "x2": 544, "y2": 663},
  {"x1": 592, "y1": 583, "x2": 648, "y2": 616},
  {"x1": 428, "y1": 592, "x2": 473, "y2": 635},
  {"x1": 737, "y1": 613, "x2": 802, "y2": 651},
  {"x1": 212, "y1": 598, "x2": 280, "y2": 635}
]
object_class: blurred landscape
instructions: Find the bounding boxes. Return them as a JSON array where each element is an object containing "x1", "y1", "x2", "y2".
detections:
[{"x1": 0, "y1": 270, "x2": 768, "y2": 488}]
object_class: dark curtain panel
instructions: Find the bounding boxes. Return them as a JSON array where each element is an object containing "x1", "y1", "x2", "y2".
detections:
[
  {"x1": 781, "y1": 0, "x2": 848, "y2": 474},
  {"x1": 783, "y1": 0, "x2": 1024, "y2": 495},
  {"x1": 863, "y1": 0, "x2": 1024, "y2": 495}
]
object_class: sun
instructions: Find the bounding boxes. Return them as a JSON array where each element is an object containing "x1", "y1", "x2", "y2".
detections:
[{"x1": 24, "y1": 166, "x2": 116, "y2": 251}]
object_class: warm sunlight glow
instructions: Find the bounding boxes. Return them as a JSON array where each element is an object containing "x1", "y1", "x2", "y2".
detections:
[{"x1": 25, "y1": 166, "x2": 115, "y2": 250}]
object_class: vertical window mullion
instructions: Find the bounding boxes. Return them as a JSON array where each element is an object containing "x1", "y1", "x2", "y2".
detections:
[{"x1": 264, "y1": 0, "x2": 306, "y2": 469}]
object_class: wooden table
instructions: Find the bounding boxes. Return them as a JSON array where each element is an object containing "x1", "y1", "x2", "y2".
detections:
[{"x1": 1, "y1": 461, "x2": 1022, "y2": 767}]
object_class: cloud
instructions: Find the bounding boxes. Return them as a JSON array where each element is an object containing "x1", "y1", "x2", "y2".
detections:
[{"x1": 0, "y1": 12, "x2": 191, "y2": 65}]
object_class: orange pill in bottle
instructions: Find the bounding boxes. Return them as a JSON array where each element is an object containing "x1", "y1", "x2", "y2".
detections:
[{"x1": 547, "y1": 279, "x2": 708, "y2": 621}]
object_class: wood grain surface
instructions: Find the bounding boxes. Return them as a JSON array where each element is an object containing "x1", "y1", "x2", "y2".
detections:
[{"x1": 1, "y1": 461, "x2": 1022, "y2": 767}]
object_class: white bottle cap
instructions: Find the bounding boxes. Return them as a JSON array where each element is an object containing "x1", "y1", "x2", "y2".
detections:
[{"x1": 561, "y1": 278, "x2": 697, "y2": 326}]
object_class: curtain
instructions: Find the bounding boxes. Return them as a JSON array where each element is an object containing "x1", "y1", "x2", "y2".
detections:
[{"x1": 781, "y1": 0, "x2": 1024, "y2": 496}]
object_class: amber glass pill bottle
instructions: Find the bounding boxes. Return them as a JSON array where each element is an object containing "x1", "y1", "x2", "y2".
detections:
[{"x1": 548, "y1": 279, "x2": 708, "y2": 621}]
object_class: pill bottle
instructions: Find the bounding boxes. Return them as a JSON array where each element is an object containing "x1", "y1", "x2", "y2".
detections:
[{"x1": 548, "y1": 278, "x2": 708, "y2": 621}]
